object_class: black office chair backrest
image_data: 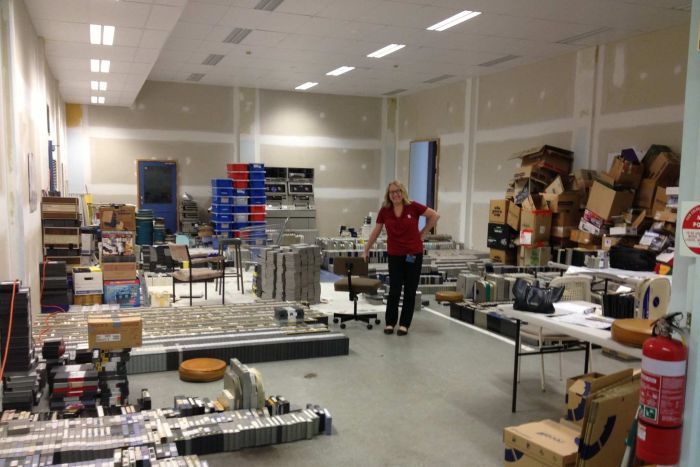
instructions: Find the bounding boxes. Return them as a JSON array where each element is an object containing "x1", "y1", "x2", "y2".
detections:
[{"x1": 333, "y1": 257, "x2": 368, "y2": 277}]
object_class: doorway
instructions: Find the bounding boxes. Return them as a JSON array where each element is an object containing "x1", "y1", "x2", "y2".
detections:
[
  {"x1": 408, "y1": 139, "x2": 439, "y2": 231},
  {"x1": 137, "y1": 160, "x2": 178, "y2": 233}
]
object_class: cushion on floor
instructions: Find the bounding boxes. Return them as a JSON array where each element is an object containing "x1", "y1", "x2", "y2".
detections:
[
  {"x1": 179, "y1": 358, "x2": 227, "y2": 382},
  {"x1": 435, "y1": 291, "x2": 463, "y2": 303}
]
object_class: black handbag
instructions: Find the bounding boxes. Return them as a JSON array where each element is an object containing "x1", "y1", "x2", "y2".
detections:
[{"x1": 512, "y1": 278, "x2": 565, "y2": 314}]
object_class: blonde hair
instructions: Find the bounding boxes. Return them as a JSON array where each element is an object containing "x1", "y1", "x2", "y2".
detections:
[{"x1": 383, "y1": 180, "x2": 411, "y2": 208}]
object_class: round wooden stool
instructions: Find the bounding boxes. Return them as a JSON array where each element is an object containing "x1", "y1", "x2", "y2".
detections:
[
  {"x1": 611, "y1": 319, "x2": 654, "y2": 347},
  {"x1": 179, "y1": 358, "x2": 226, "y2": 382},
  {"x1": 435, "y1": 291, "x2": 464, "y2": 303}
]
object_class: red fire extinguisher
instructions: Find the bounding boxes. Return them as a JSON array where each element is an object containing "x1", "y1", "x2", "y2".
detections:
[{"x1": 636, "y1": 312, "x2": 687, "y2": 465}]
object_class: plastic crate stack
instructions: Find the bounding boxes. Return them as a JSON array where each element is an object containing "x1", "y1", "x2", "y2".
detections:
[
  {"x1": 211, "y1": 178, "x2": 235, "y2": 238},
  {"x1": 226, "y1": 163, "x2": 267, "y2": 244}
]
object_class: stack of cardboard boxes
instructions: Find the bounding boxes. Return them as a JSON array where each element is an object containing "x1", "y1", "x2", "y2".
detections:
[
  {"x1": 504, "y1": 369, "x2": 640, "y2": 466},
  {"x1": 256, "y1": 245, "x2": 322, "y2": 304},
  {"x1": 488, "y1": 145, "x2": 680, "y2": 270},
  {"x1": 99, "y1": 206, "x2": 140, "y2": 307}
]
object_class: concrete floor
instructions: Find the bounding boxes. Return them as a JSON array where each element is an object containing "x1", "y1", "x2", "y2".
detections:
[{"x1": 130, "y1": 277, "x2": 637, "y2": 467}]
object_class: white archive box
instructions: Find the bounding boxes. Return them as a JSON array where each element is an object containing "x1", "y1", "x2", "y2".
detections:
[{"x1": 73, "y1": 266, "x2": 104, "y2": 295}]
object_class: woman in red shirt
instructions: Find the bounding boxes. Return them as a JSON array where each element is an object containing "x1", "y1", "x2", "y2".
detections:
[{"x1": 362, "y1": 180, "x2": 440, "y2": 335}]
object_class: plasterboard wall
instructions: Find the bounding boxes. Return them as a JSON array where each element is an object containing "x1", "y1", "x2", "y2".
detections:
[
  {"x1": 76, "y1": 82, "x2": 384, "y2": 237},
  {"x1": 1, "y1": 0, "x2": 66, "y2": 312},
  {"x1": 397, "y1": 23, "x2": 689, "y2": 251}
]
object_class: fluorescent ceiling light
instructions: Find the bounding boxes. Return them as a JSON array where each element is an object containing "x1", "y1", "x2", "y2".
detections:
[
  {"x1": 90, "y1": 24, "x2": 101, "y2": 44},
  {"x1": 91, "y1": 96, "x2": 98, "y2": 104},
  {"x1": 295, "y1": 82, "x2": 318, "y2": 91},
  {"x1": 426, "y1": 11, "x2": 481, "y2": 31},
  {"x1": 99, "y1": 81, "x2": 107, "y2": 91},
  {"x1": 367, "y1": 44, "x2": 405, "y2": 58},
  {"x1": 91, "y1": 59, "x2": 110, "y2": 73},
  {"x1": 91, "y1": 80, "x2": 99, "y2": 91},
  {"x1": 98, "y1": 96, "x2": 105, "y2": 104},
  {"x1": 100, "y1": 60, "x2": 110, "y2": 73},
  {"x1": 90, "y1": 24, "x2": 115, "y2": 45},
  {"x1": 102, "y1": 25, "x2": 115, "y2": 46},
  {"x1": 326, "y1": 66, "x2": 355, "y2": 76},
  {"x1": 90, "y1": 59, "x2": 100, "y2": 72}
]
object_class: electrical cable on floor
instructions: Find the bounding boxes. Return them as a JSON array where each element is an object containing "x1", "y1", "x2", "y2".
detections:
[{"x1": 0, "y1": 280, "x2": 18, "y2": 381}]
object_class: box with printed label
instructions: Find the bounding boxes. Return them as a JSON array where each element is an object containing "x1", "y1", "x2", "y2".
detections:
[
  {"x1": 487, "y1": 223, "x2": 517, "y2": 250},
  {"x1": 88, "y1": 314, "x2": 142, "y2": 350},
  {"x1": 490, "y1": 248, "x2": 517, "y2": 265},
  {"x1": 73, "y1": 266, "x2": 104, "y2": 295},
  {"x1": 103, "y1": 279, "x2": 141, "y2": 308},
  {"x1": 519, "y1": 209, "x2": 552, "y2": 245},
  {"x1": 503, "y1": 419, "x2": 578, "y2": 467},
  {"x1": 518, "y1": 246, "x2": 551, "y2": 267},
  {"x1": 101, "y1": 231, "x2": 136, "y2": 262},
  {"x1": 489, "y1": 199, "x2": 511, "y2": 224},
  {"x1": 565, "y1": 369, "x2": 634, "y2": 426}
]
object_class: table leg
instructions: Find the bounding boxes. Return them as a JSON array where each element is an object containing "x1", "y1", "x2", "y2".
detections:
[
  {"x1": 512, "y1": 318, "x2": 521, "y2": 413},
  {"x1": 584, "y1": 342, "x2": 591, "y2": 373}
]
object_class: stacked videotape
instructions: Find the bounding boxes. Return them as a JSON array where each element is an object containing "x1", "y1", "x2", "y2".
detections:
[
  {"x1": 1, "y1": 282, "x2": 44, "y2": 411},
  {"x1": 223, "y1": 358, "x2": 265, "y2": 410},
  {"x1": 257, "y1": 245, "x2": 322, "y2": 303},
  {"x1": 94, "y1": 348, "x2": 130, "y2": 407},
  {"x1": 39, "y1": 261, "x2": 69, "y2": 312},
  {"x1": 48, "y1": 363, "x2": 98, "y2": 411}
]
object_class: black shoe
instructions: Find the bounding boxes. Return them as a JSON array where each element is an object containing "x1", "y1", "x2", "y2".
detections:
[
  {"x1": 384, "y1": 326, "x2": 394, "y2": 335},
  {"x1": 397, "y1": 327, "x2": 408, "y2": 336}
]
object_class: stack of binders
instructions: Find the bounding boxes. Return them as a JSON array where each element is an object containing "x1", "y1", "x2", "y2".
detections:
[
  {"x1": 1, "y1": 283, "x2": 41, "y2": 411},
  {"x1": 39, "y1": 261, "x2": 70, "y2": 312}
]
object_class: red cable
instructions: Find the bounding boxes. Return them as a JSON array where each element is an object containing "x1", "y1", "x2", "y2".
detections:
[{"x1": 0, "y1": 280, "x2": 18, "y2": 382}]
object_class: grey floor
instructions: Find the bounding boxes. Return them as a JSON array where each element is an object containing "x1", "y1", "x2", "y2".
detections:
[{"x1": 130, "y1": 285, "x2": 637, "y2": 467}]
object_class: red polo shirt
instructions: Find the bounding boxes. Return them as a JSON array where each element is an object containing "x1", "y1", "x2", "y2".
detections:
[{"x1": 376, "y1": 201, "x2": 427, "y2": 256}]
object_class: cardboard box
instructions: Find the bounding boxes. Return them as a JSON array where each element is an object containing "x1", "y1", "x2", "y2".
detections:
[
  {"x1": 490, "y1": 248, "x2": 517, "y2": 265},
  {"x1": 545, "y1": 176, "x2": 566, "y2": 195},
  {"x1": 101, "y1": 262, "x2": 137, "y2": 281},
  {"x1": 88, "y1": 314, "x2": 142, "y2": 349},
  {"x1": 585, "y1": 181, "x2": 634, "y2": 221},
  {"x1": 634, "y1": 179, "x2": 659, "y2": 210},
  {"x1": 507, "y1": 204, "x2": 521, "y2": 231},
  {"x1": 101, "y1": 231, "x2": 136, "y2": 262},
  {"x1": 572, "y1": 169, "x2": 598, "y2": 208},
  {"x1": 73, "y1": 266, "x2": 104, "y2": 295},
  {"x1": 578, "y1": 375, "x2": 640, "y2": 467},
  {"x1": 552, "y1": 211, "x2": 580, "y2": 228},
  {"x1": 512, "y1": 145, "x2": 574, "y2": 175},
  {"x1": 512, "y1": 178, "x2": 547, "y2": 205},
  {"x1": 489, "y1": 199, "x2": 511, "y2": 224},
  {"x1": 103, "y1": 279, "x2": 141, "y2": 308},
  {"x1": 513, "y1": 164, "x2": 555, "y2": 184},
  {"x1": 543, "y1": 191, "x2": 581, "y2": 214},
  {"x1": 487, "y1": 223, "x2": 517, "y2": 250},
  {"x1": 99, "y1": 205, "x2": 136, "y2": 231},
  {"x1": 565, "y1": 369, "x2": 634, "y2": 425},
  {"x1": 651, "y1": 188, "x2": 668, "y2": 217},
  {"x1": 551, "y1": 226, "x2": 573, "y2": 239},
  {"x1": 654, "y1": 209, "x2": 677, "y2": 223},
  {"x1": 503, "y1": 419, "x2": 578, "y2": 467},
  {"x1": 520, "y1": 196, "x2": 552, "y2": 245},
  {"x1": 569, "y1": 230, "x2": 601, "y2": 247},
  {"x1": 605, "y1": 156, "x2": 644, "y2": 188},
  {"x1": 504, "y1": 446, "x2": 548, "y2": 466},
  {"x1": 645, "y1": 152, "x2": 680, "y2": 186},
  {"x1": 518, "y1": 246, "x2": 551, "y2": 267},
  {"x1": 578, "y1": 218, "x2": 607, "y2": 237}
]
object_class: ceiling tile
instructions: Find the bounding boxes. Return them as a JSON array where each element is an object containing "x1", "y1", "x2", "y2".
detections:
[
  {"x1": 180, "y1": 1, "x2": 230, "y2": 24},
  {"x1": 146, "y1": 5, "x2": 186, "y2": 30}
]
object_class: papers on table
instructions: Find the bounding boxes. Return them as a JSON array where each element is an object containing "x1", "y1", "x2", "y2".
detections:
[
  {"x1": 553, "y1": 301, "x2": 596, "y2": 316},
  {"x1": 550, "y1": 313, "x2": 614, "y2": 330}
]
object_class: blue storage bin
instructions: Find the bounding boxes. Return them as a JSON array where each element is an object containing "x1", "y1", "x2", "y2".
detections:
[
  {"x1": 212, "y1": 187, "x2": 234, "y2": 197},
  {"x1": 233, "y1": 188, "x2": 248, "y2": 197},
  {"x1": 211, "y1": 178, "x2": 233, "y2": 188},
  {"x1": 232, "y1": 196, "x2": 248, "y2": 206},
  {"x1": 232, "y1": 205, "x2": 249, "y2": 213},
  {"x1": 211, "y1": 204, "x2": 234, "y2": 214},
  {"x1": 248, "y1": 188, "x2": 265, "y2": 196},
  {"x1": 249, "y1": 171, "x2": 265, "y2": 180},
  {"x1": 212, "y1": 196, "x2": 233, "y2": 205},
  {"x1": 212, "y1": 213, "x2": 234, "y2": 222},
  {"x1": 248, "y1": 163, "x2": 264, "y2": 171},
  {"x1": 213, "y1": 221, "x2": 233, "y2": 230},
  {"x1": 249, "y1": 179, "x2": 265, "y2": 189},
  {"x1": 231, "y1": 222, "x2": 249, "y2": 230},
  {"x1": 249, "y1": 196, "x2": 266, "y2": 205}
]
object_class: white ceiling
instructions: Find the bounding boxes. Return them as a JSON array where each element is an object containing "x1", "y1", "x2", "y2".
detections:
[{"x1": 25, "y1": 0, "x2": 691, "y2": 106}]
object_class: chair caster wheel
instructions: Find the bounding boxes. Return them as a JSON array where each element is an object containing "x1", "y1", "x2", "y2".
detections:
[
  {"x1": 374, "y1": 319, "x2": 381, "y2": 325},
  {"x1": 333, "y1": 318, "x2": 339, "y2": 324},
  {"x1": 340, "y1": 323, "x2": 346, "y2": 329},
  {"x1": 367, "y1": 324, "x2": 373, "y2": 330}
]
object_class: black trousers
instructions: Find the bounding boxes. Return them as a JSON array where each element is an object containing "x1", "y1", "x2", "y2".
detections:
[{"x1": 386, "y1": 254, "x2": 423, "y2": 328}]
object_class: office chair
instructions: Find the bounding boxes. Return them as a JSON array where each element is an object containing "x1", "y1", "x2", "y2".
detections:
[
  {"x1": 215, "y1": 237, "x2": 244, "y2": 294},
  {"x1": 168, "y1": 243, "x2": 225, "y2": 306},
  {"x1": 519, "y1": 275, "x2": 593, "y2": 391},
  {"x1": 332, "y1": 257, "x2": 382, "y2": 330}
]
